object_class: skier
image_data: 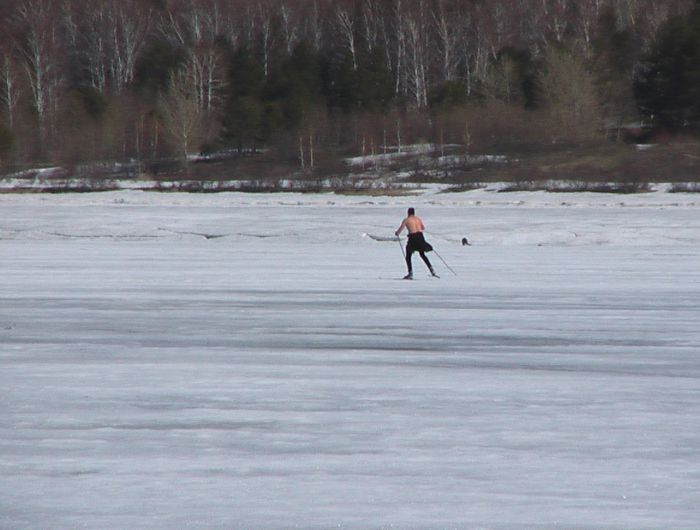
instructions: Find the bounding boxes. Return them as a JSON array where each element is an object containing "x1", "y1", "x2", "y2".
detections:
[{"x1": 395, "y1": 207, "x2": 438, "y2": 279}]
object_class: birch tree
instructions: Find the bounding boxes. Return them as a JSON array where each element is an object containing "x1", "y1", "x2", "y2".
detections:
[
  {"x1": 160, "y1": 0, "x2": 227, "y2": 113},
  {"x1": 362, "y1": 0, "x2": 385, "y2": 54},
  {"x1": 280, "y1": 2, "x2": 300, "y2": 56},
  {"x1": 81, "y1": 6, "x2": 109, "y2": 91},
  {"x1": 336, "y1": 5, "x2": 358, "y2": 71},
  {"x1": 256, "y1": 0, "x2": 277, "y2": 78},
  {"x1": 0, "y1": 40, "x2": 21, "y2": 128},
  {"x1": 62, "y1": 0, "x2": 146, "y2": 93},
  {"x1": 108, "y1": 1, "x2": 152, "y2": 93},
  {"x1": 159, "y1": 74, "x2": 206, "y2": 171},
  {"x1": 572, "y1": 0, "x2": 604, "y2": 57},
  {"x1": 460, "y1": 5, "x2": 488, "y2": 96},
  {"x1": 15, "y1": 0, "x2": 65, "y2": 147},
  {"x1": 542, "y1": 0, "x2": 573, "y2": 44},
  {"x1": 432, "y1": 0, "x2": 461, "y2": 82},
  {"x1": 404, "y1": 0, "x2": 430, "y2": 107},
  {"x1": 392, "y1": 0, "x2": 407, "y2": 97},
  {"x1": 405, "y1": 17, "x2": 427, "y2": 107},
  {"x1": 307, "y1": 0, "x2": 324, "y2": 51}
]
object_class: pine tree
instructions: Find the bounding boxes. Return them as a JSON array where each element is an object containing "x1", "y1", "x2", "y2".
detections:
[
  {"x1": 221, "y1": 47, "x2": 265, "y2": 151},
  {"x1": 322, "y1": 46, "x2": 393, "y2": 112},
  {"x1": 635, "y1": 3, "x2": 700, "y2": 131},
  {"x1": 593, "y1": 6, "x2": 638, "y2": 138},
  {"x1": 0, "y1": 123, "x2": 13, "y2": 161},
  {"x1": 481, "y1": 48, "x2": 537, "y2": 109}
]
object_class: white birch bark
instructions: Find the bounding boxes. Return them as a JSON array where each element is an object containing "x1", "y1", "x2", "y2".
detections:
[
  {"x1": 432, "y1": 0, "x2": 460, "y2": 81},
  {"x1": 16, "y1": 0, "x2": 64, "y2": 143},
  {"x1": 257, "y1": 1, "x2": 274, "y2": 78},
  {"x1": 0, "y1": 46, "x2": 21, "y2": 127},
  {"x1": 393, "y1": 0, "x2": 406, "y2": 97},
  {"x1": 308, "y1": 0, "x2": 323, "y2": 51},
  {"x1": 111, "y1": 1, "x2": 151, "y2": 92},
  {"x1": 336, "y1": 7, "x2": 357, "y2": 70},
  {"x1": 160, "y1": 1, "x2": 226, "y2": 113},
  {"x1": 404, "y1": 0, "x2": 428, "y2": 107},
  {"x1": 280, "y1": 3, "x2": 299, "y2": 56},
  {"x1": 362, "y1": 0, "x2": 383, "y2": 54}
]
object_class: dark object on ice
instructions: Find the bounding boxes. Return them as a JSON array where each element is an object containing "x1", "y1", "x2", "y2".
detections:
[{"x1": 462, "y1": 237, "x2": 471, "y2": 246}]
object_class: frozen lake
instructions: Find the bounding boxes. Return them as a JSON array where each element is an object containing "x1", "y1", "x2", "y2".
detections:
[{"x1": 1, "y1": 189, "x2": 700, "y2": 529}]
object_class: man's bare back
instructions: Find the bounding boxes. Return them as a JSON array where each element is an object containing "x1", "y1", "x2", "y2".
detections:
[{"x1": 395, "y1": 215, "x2": 425, "y2": 236}]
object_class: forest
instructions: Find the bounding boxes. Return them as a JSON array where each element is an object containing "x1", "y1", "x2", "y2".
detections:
[{"x1": 1, "y1": 0, "x2": 700, "y2": 184}]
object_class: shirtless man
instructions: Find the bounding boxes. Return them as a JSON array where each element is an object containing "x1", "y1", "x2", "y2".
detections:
[{"x1": 395, "y1": 207, "x2": 438, "y2": 279}]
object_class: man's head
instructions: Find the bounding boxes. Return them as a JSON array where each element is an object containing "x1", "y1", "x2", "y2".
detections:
[{"x1": 407, "y1": 207, "x2": 415, "y2": 216}]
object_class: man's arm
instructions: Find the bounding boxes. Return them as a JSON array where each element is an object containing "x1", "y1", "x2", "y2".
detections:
[{"x1": 395, "y1": 218, "x2": 407, "y2": 236}]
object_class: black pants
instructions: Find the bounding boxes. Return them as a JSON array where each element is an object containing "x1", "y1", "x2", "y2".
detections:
[{"x1": 406, "y1": 232, "x2": 433, "y2": 272}]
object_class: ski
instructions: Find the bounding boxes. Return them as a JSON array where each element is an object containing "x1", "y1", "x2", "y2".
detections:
[{"x1": 377, "y1": 275, "x2": 440, "y2": 280}]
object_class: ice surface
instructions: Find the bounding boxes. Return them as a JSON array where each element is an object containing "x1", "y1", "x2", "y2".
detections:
[{"x1": 1, "y1": 189, "x2": 700, "y2": 529}]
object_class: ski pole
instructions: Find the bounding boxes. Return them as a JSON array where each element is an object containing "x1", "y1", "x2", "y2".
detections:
[
  {"x1": 396, "y1": 236, "x2": 406, "y2": 259},
  {"x1": 432, "y1": 248, "x2": 457, "y2": 276}
]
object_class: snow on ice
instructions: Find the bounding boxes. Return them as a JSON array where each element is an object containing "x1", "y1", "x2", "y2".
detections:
[{"x1": 1, "y1": 188, "x2": 699, "y2": 529}]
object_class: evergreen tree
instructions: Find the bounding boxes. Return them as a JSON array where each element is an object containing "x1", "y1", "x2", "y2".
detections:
[
  {"x1": 322, "y1": 46, "x2": 393, "y2": 112},
  {"x1": 268, "y1": 41, "x2": 322, "y2": 129},
  {"x1": 593, "y1": 6, "x2": 638, "y2": 135},
  {"x1": 429, "y1": 81, "x2": 468, "y2": 108},
  {"x1": 222, "y1": 42, "x2": 323, "y2": 149},
  {"x1": 481, "y1": 48, "x2": 537, "y2": 108},
  {"x1": 321, "y1": 48, "x2": 357, "y2": 111},
  {"x1": 221, "y1": 95, "x2": 263, "y2": 153},
  {"x1": 228, "y1": 46, "x2": 265, "y2": 99},
  {"x1": 133, "y1": 41, "x2": 186, "y2": 95},
  {"x1": 74, "y1": 86, "x2": 109, "y2": 119},
  {"x1": 635, "y1": 3, "x2": 700, "y2": 131},
  {"x1": 354, "y1": 47, "x2": 394, "y2": 112},
  {"x1": 221, "y1": 46, "x2": 265, "y2": 151},
  {"x1": 0, "y1": 123, "x2": 13, "y2": 161}
]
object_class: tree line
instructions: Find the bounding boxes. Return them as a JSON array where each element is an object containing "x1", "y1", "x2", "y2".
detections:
[{"x1": 0, "y1": 0, "x2": 699, "y2": 173}]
